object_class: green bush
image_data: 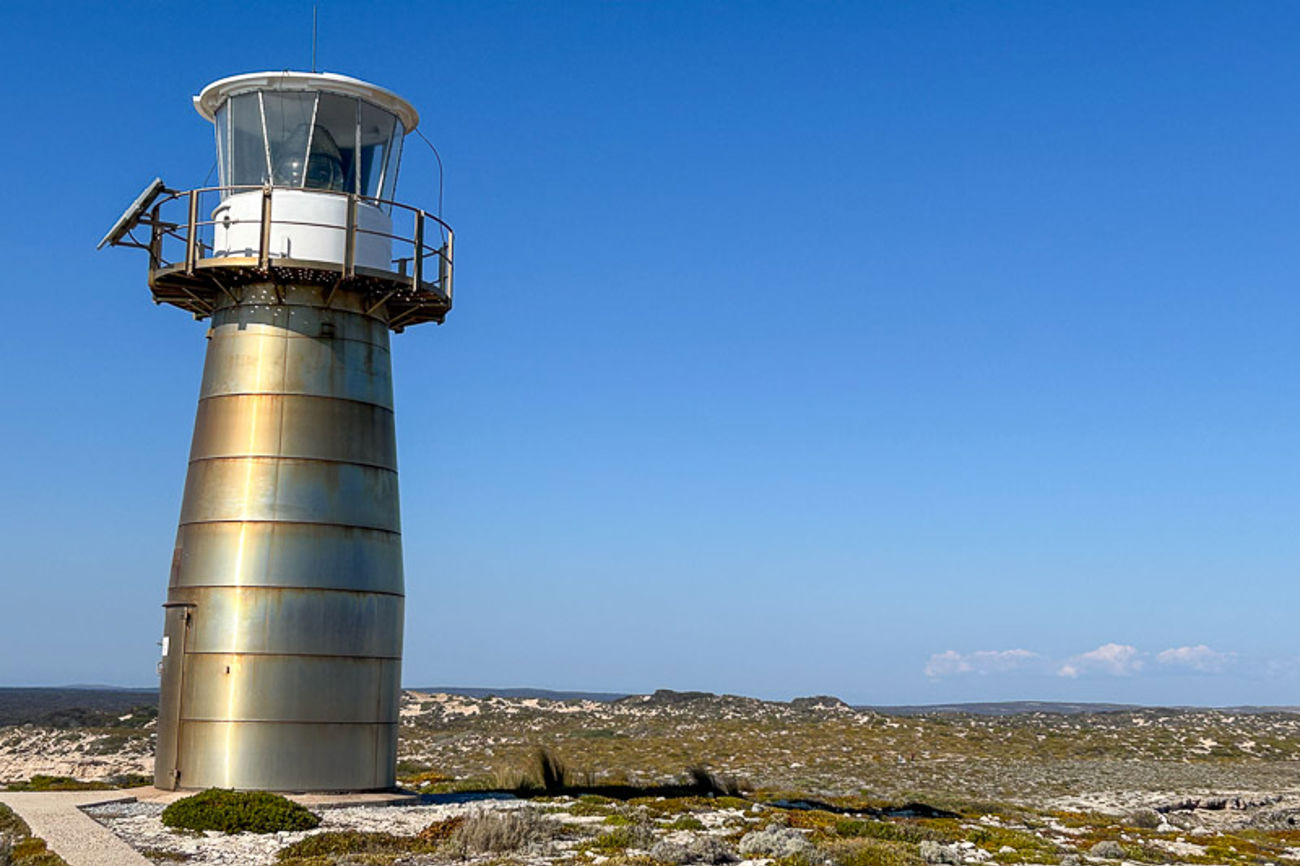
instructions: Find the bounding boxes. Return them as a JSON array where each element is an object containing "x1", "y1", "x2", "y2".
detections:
[
  {"x1": 275, "y1": 830, "x2": 437, "y2": 860},
  {"x1": 823, "y1": 839, "x2": 925, "y2": 866},
  {"x1": 161, "y1": 789, "x2": 321, "y2": 834}
]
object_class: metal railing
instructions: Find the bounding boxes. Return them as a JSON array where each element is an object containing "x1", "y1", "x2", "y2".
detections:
[{"x1": 140, "y1": 184, "x2": 453, "y2": 303}]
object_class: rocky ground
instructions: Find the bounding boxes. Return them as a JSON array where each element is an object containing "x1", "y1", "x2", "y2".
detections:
[{"x1": 2, "y1": 690, "x2": 1300, "y2": 866}]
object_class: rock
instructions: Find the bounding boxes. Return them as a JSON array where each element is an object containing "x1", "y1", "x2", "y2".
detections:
[
  {"x1": 652, "y1": 840, "x2": 692, "y2": 865},
  {"x1": 691, "y1": 836, "x2": 739, "y2": 863},
  {"x1": 652, "y1": 837, "x2": 740, "y2": 865},
  {"x1": 920, "y1": 841, "x2": 965, "y2": 865},
  {"x1": 1156, "y1": 822, "x2": 1176, "y2": 834},
  {"x1": 739, "y1": 827, "x2": 817, "y2": 861},
  {"x1": 1125, "y1": 809, "x2": 1162, "y2": 829},
  {"x1": 998, "y1": 846, "x2": 1017, "y2": 854},
  {"x1": 1061, "y1": 856, "x2": 1081, "y2": 866},
  {"x1": 1089, "y1": 841, "x2": 1126, "y2": 859}
]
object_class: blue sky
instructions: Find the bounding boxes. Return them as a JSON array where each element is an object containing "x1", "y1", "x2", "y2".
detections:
[{"x1": 1, "y1": 1, "x2": 1298, "y2": 705}]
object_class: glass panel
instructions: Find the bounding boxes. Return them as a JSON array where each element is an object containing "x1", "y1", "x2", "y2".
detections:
[
  {"x1": 380, "y1": 120, "x2": 405, "y2": 205},
  {"x1": 312, "y1": 93, "x2": 358, "y2": 193},
  {"x1": 228, "y1": 93, "x2": 268, "y2": 186},
  {"x1": 214, "y1": 103, "x2": 230, "y2": 189},
  {"x1": 262, "y1": 92, "x2": 318, "y2": 188},
  {"x1": 358, "y1": 101, "x2": 397, "y2": 198}
]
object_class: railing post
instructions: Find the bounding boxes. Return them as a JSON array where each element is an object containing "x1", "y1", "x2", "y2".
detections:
[
  {"x1": 184, "y1": 192, "x2": 199, "y2": 274},
  {"x1": 412, "y1": 212, "x2": 425, "y2": 290},
  {"x1": 148, "y1": 203, "x2": 163, "y2": 271},
  {"x1": 442, "y1": 229, "x2": 454, "y2": 302},
  {"x1": 258, "y1": 184, "x2": 273, "y2": 271},
  {"x1": 344, "y1": 194, "x2": 357, "y2": 278}
]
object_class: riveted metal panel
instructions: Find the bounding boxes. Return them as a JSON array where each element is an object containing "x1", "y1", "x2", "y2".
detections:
[
  {"x1": 211, "y1": 298, "x2": 391, "y2": 347},
  {"x1": 175, "y1": 720, "x2": 398, "y2": 791},
  {"x1": 189, "y1": 394, "x2": 397, "y2": 468},
  {"x1": 198, "y1": 328, "x2": 393, "y2": 408},
  {"x1": 174, "y1": 585, "x2": 403, "y2": 657},
  {"x1": 172, "y1": 522, "x2": 404, "y2": 593},
  {"x1": 179, "y1": 457, "x2": 400, "y2": 531},
  {"x1": 179, "y1": 655, "x2": 399, "y2": 723}
]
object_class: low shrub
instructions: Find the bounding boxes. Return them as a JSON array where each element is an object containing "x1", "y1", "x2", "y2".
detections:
[
  {"x1": 4, "y1": 776, "x2": 111, "y2": 793},
  {"x1": 161, "y1": 789, "x2": 320, "y2": 834},
  {"x1": 449, "y1": 808, "x2": 559, "y2": 855},
  {"x1": 275, "y1": 830, "x2": 436, "y2": 860},
  {"x1": 0, "y1": 803, "x2": 70, "y2": 866},
  {"x1": 11, "y1": 837, "x2": 65, "y2": 866},
  {"x1": 0, "y1": 803, "x2": 30, "y2": 839},
  {"x1": 666, "y1": 815, "x2": 706, "y2": 831},
  {"x1": 834, "y1": 820, "x2": 944, "y2": 845},
  {"x1": 418, "y1": 815, "x2": 465, "y2": 844},
  {"x1": 587, "y1": 824, "x2": 656, "y2": 853},
  {"x1": 824, "y1": 838, "x2": 925, "y2": 866}
]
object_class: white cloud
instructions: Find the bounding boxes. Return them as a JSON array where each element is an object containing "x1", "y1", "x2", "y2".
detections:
[
  {"x1": 925, "y1": 642, "x2": 1243, "y2": 682},
  {"x1": 1156, "y1": 645, "x2": 1231, "y2": 674},
  {"x1": 925, "y1": 648, "x2": 1041, "y2": 678},
  {"x1": 1057, "y1": 643, "x2": 1143, "y2": 678}
]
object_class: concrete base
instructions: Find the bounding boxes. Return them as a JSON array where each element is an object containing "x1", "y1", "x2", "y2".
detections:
[{"x1": 128, "y1": 785, "x2": 420, "y2": 807}]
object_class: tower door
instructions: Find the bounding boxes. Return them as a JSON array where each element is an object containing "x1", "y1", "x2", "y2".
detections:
[{"x1": 155, "y1": 602, "x2": 194, "y2": 790}]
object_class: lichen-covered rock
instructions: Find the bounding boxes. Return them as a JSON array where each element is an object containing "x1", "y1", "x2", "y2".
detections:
[
  {"x1": 1088, "y1": 840, "x2": 1126, "y2": 859},
  {"x1": 739, "y1": 826, "x2": 817, "y2": 860},
  {"x1": 1125, "y1": 808, "x2": 1162, "y2": 829},
  {"x1": 690, "y1": 835, "x2": 738, "y2": 864},
  {"x1": 920, "y1": 841, "x2": 964, "y2": 865},
  {"x1": 651, "y1": 840, "x2": 691, "y2": 864}
]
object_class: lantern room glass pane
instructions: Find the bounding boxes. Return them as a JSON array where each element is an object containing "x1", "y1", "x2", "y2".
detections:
[
  {"x1": 313, "y1": 93, "x2": 359, "y2": 193},
  {"x1": 358, "y1": 101, "x2": 397, "y2": 199},
  {"x1": 262, "y1": 92, "x2": 318, "y2": 188},
  {"x1": 214, "y1": 103, "x2": 230, "y2": 189},
  {"x1": 380, "y1": 121, "x2": 405, "y2": 205},
  {"x1": 228, "y1": 93, "x2": 268, "y2": 186}
]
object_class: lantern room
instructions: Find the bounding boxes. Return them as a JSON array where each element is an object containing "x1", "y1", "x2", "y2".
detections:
[
  {"x1": 195, "y1": 71, "x2": 415, "y2": 199},
  {"x1": 100, "y1": 70, "x2": 452, "y2": 329},
  {"x1": 193, "y1": 72, "x2": 418, "y2": 270}
]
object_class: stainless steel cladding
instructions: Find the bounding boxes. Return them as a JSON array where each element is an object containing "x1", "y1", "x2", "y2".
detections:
[
  {"x1": 155, "y1": 284, "x2": 404, "y2": 791},
  {"x1": 100, "y1": 71, "x2": 455, "y2": 793}
]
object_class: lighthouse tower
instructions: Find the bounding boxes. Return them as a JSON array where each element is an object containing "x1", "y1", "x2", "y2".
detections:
[{"x1": 101, "y1": 71, "x2": 454, "y2": 792}]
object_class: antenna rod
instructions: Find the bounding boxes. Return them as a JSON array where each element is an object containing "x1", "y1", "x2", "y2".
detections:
[{"x1": 311, "y1": 6, "x2": 318, "y2": 73}]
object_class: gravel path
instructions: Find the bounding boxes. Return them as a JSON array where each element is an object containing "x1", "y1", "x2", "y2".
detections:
[{"x1": 0, "y1": 790, "x2": 152, "y2": 866}]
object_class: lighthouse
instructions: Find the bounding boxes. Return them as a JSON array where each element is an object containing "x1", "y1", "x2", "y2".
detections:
[{"x1": 100, "y1": 71, "x2": 453, "y2": 792}]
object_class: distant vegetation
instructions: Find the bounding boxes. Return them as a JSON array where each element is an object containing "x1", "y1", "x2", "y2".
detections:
[
  {"x1": 0, "y1": 689, "x2": 157, "y2": 728},
  {"x1": 3, "y1": 773, "x2": 150, "y2": 792}
]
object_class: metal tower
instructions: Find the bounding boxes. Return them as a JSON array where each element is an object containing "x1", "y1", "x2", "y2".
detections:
[{"x1": 101, "y1": 71, "x2": 454, "y2": 791}]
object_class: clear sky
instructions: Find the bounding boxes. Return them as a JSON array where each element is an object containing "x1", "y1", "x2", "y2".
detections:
[{"x1": 1, "y1": 1, "x2": 1297, "y2": 706}]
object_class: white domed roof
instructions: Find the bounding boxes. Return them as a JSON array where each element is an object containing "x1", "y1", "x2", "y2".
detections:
[{"x1": 194, "y1": 71, "x2": 419, "y2": 133}]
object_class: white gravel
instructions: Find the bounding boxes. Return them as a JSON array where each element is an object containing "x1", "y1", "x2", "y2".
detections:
[{"x1": 84, "y1": 795, "x2": 527, "y2": 866}]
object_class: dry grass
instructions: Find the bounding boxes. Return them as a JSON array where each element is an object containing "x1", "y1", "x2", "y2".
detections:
[{"x1": 448, "y1": 808, "x2": 562, "y2": 855}]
